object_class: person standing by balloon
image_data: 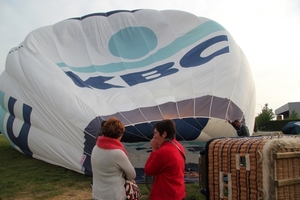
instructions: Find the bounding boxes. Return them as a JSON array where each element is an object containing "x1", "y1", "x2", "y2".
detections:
[
  {"x1": 144, "y1": 119, "x2": 186, "y2": 200},
  {"x1": 91, "y1": 117, "x2": 136, "y2": 200},
  {"x1": 228, "y1": 119, "x2": 250, "y2": 137}
]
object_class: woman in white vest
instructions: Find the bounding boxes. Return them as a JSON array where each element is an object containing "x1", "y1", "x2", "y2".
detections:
[{"x1": 91, "y1": 117, "x2": 136, "y2": 200}]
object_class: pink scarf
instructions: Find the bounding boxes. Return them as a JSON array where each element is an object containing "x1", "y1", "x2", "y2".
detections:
[{"x1": 96, "y1": 136, "x2": 128, "y2": 156}]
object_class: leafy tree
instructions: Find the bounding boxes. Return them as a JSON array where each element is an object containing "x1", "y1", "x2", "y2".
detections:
[
  {"x1": 289, "y1": 109, "x2": 299, "y2": 119},
  {"x1": 255, "y1": 103, "x2": 275, "y2": 130}
]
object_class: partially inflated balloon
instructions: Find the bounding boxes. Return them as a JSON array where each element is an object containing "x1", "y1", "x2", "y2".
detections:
[{"x1": 0, "y1": 9, "x2": 255, "y2": 174}]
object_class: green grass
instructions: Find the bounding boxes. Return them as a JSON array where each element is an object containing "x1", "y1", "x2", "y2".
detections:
[{"x1": 0, "y1": 135, "x2": 205, "y2": 200}]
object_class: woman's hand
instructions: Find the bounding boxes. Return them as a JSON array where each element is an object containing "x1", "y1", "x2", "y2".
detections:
[{"x1": 150, "y1": 138, "x2": 159, "y2": 152}]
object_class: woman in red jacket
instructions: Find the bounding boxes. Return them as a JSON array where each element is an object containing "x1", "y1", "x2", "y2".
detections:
[{"x1": 144, "y1": 119, "x2": 186, "y2": 200}]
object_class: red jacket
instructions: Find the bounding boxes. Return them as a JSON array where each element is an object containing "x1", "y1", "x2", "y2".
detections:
[{"x1": 144, "y1": 139, "x2": 186, "y2": 200}]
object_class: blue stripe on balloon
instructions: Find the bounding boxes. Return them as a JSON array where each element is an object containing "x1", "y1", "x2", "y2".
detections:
[
  {"x1": 6, "y1": 97, "x2": 33, "y2": 157},
  {"x1": 70, "y1": 10, "x2": 140, "y2": 20},
  {"x1": 120, "y1": 118, "x2": 209, "y2": 143}
]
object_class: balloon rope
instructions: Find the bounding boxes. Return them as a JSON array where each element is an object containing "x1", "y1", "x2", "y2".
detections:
[
  {"x1": 84, "y1": 129, "x2": 96, "y2": 139},
  {"x1": 118, "y1": 109, "x2": 152, "y2": 140}
]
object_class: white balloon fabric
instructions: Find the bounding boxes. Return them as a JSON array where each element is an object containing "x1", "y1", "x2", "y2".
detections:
[{"x1": 0, "y1": 9, "x2": 255, "y2": 174}]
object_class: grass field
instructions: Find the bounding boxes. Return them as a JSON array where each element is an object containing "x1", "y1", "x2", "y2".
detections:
[{"x1": 0, "y1": 134, "x2": 204, "y2": 200}]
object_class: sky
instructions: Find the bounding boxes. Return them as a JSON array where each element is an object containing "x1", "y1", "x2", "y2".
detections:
[{"x1": 1, "y1": 0, "x2": 300, "y2": 116}]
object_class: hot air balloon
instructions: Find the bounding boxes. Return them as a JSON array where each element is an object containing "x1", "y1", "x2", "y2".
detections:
[{"x1": 0, "y1": 9, "x2": 255, "y2": 175}]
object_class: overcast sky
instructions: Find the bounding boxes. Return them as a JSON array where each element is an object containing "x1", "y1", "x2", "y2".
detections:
[{"x1": 1, "y1": 0, "x2": 300, "y2": 115}]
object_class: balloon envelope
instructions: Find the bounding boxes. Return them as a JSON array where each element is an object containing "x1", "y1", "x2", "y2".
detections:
[
  {"x1": 0, "y1": 9, "x2": 255, "y2": 174},
  {"x1": 282, "y1": 121, "x2": 300, "y2": 134}
]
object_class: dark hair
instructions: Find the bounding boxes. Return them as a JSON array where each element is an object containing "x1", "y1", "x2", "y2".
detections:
[
  {"x1": 102, "y1": 117, "x2": 125, "y2": 139},
  {"x1": 101, "y1": 120, "x2": 107, "y2": 127},
  {"x1": 154, "y1": 119, "x2": 176, "y2": 140}
]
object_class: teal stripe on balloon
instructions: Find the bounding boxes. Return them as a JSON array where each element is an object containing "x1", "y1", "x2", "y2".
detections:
[
  {"x1": 57, "y1": 20, "x2": 225, "y2": 73},
  {"x1": 0, "y1": 90, "x2": 4, "y2": 109},
  {"x1": 0, "y1": 91, "x2": 5, "y2": 134}
]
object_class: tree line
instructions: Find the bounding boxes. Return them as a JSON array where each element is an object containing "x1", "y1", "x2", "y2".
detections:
[{"x1": 255, "y1": 103, "x2": 299, "y2": 131}]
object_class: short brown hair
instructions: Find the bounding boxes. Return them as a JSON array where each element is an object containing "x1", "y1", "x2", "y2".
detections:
[
  {"x1": 154, "y1": 119, "x2": 176, "y2": 140},
  {"x1": 233, "y1": 119, "x2": 241, "y2": 124},
  {"x1": 102, "y1": 117, "x2": 125, "y2": 139}
]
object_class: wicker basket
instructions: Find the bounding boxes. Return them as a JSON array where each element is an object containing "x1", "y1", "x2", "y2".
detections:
[{"x1": 200, "y1": 134, "x2": 300, "y2": 200}]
